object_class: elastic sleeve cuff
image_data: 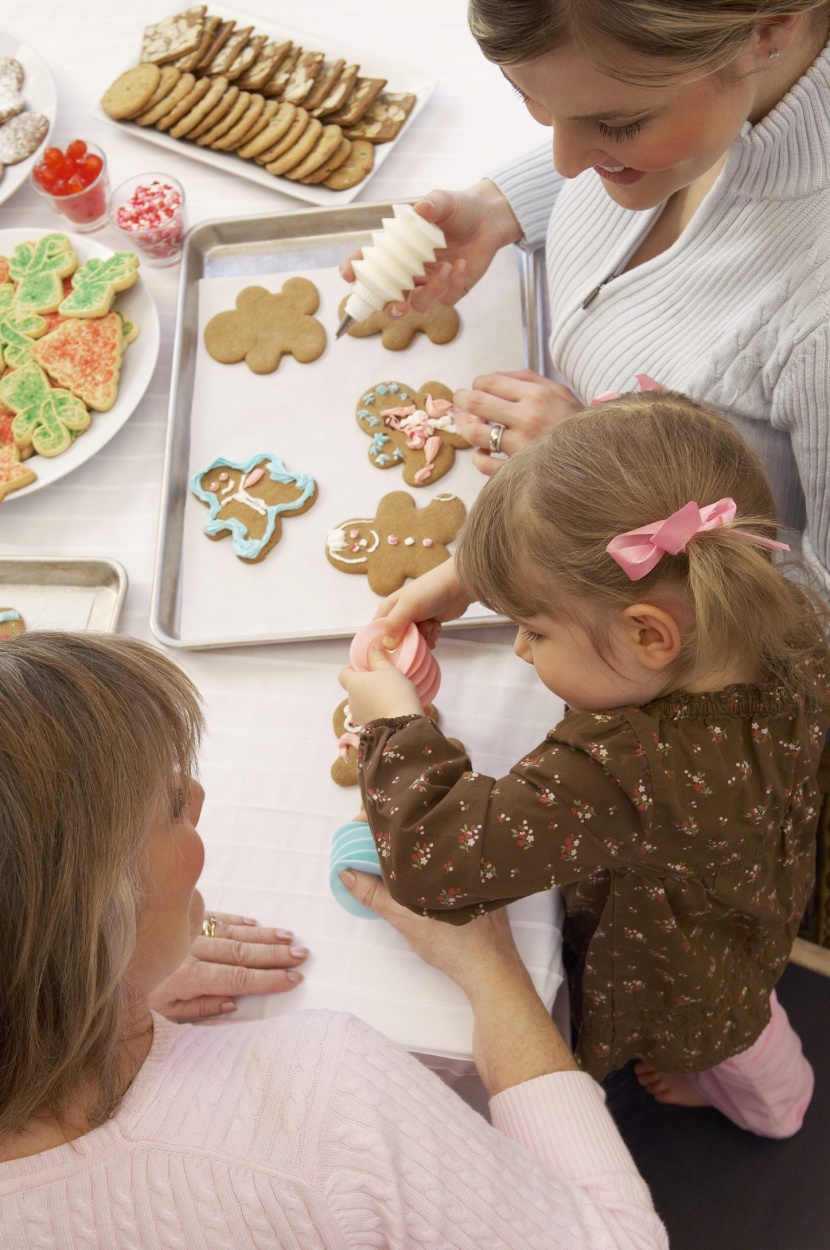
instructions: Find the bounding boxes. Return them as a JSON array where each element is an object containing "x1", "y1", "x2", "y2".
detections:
[
  {"x1": 490, "y1": 1071, "x2": 640, "y2": 1177},
  {"x1": 488, "y1": 143, "x2": 565, "y2": 247}
]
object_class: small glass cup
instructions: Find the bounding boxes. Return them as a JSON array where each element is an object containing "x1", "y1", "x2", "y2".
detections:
[
  {"x1": 108, "y1": 173, "x2": 187, "y2": 267},
  {"x1": 29, "y1": 142, "x2": 110, "y2": 233}
]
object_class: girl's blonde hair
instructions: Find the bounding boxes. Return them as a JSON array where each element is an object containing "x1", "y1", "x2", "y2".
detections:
[
  {"x1": 469, "y1": 0, "x2": 830, "y2": 80},
  {"x1": 0, "y1": 632, "x2": 203, "y2": 1137},
  {"x1": 456, "y1": 392, "x2": 829, "y2": 699}
]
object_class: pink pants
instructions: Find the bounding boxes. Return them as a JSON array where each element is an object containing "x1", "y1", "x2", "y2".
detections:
[{"x1": 686, "y1": 991, "x2": 813, "y2": 1138}]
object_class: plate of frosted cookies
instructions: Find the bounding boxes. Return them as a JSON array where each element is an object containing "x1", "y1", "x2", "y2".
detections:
[
  {"x1": 92, "y1": 4, "x2": 436, "y2": 206},
  {"x1": 0, "y1": 227, "x2": 160, "y2": 501}
]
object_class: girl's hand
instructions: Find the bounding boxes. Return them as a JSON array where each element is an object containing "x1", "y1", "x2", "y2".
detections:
[
  {"x1": 340, "y1": 180, "x2": 522, "y2": 316},
  {"x1": 340, "y1": 645, "x2": 424, "y2": 725},
  {"x1": 454, "y1": 369, "x2": 583, "y2": 476},
  {"x1": 148, "y1": 913, "x2": 308, "y2": 1021},
  {"x1": 373, "y1": 558, "x2": 472, "y2": 650}
]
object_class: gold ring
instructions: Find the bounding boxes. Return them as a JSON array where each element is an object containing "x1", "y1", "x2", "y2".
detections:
[
  {"x1": 489, "y1": 423, "x2": 505, "y2": 454},
  {"x1": 201, "y1": 914, "x2": 217, "y2": 938}
]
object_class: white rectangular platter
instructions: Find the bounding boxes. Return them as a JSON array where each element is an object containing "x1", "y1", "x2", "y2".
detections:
[{"x1": 91, "y1": 4, "x2": 437, "y2": 207}]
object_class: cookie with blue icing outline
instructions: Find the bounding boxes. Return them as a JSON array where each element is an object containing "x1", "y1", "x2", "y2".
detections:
[
  {"x1": 356, "y1": 380, "x2": 470, "y2": 487},
  {"x1": 192, "y1": 452, "x2": 317, "y2": 563},
  {"x1": 0, "y1": 608, "x2": 24, "y2": 640}
]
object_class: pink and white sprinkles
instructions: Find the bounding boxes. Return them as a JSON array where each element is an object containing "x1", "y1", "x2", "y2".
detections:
[
  {"x1": 349, "y1": 618, "x2": 440, "y2": 709},
  {"x1": 114, "y1": 179, "x2": 184, "y2": 261},
  {"x1": 381, "y1": 394, "x2": 457, "y2": 484}
]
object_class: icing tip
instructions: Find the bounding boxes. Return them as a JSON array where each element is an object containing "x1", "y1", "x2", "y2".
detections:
[{"x1": 335, "y1": 313, "x2": 356, "y2": 340}]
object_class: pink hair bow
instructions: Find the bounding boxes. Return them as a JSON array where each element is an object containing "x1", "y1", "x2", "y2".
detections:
[
  {"x1": 591, "y1": 373, "x2": 664, "y2": 405},
  {"x1": 606, "y1": 497, "x2": 789, "y2": 581}
]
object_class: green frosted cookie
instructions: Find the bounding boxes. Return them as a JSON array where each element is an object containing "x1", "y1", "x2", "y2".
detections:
[{"x1": 59, "y1": 252, "x2": 139, "y2": 319}]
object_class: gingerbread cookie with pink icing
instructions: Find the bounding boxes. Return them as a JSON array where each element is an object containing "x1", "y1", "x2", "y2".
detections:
[
  {"x1": 325, "y1": 489, "x2": 466, "y2": 596},
  {"x1": 332, "y1": 696, "x2": 455, "y2": 787},
  {"x1": 356, "y1": 380, "x2": 470, "y2": 487}
]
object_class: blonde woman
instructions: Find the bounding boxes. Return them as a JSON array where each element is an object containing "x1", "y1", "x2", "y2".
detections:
[
  {"x1": 341, "y1": 393, "x2": 830, "y2": 1138},
  {"x1": 0, "y1": 632, "x2": 667, "y2": 1250}
]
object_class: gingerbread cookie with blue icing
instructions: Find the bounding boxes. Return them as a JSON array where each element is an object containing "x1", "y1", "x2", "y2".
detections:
[
  {"x1": 356, "y1": 380, "x2": 470, "y2": 487},
  {"x1": 0, "y1": 607, "x2": 24, "y2": 639},
  {"x1": 325, "y1": 489, "x2": 466, "y2": 595},
  {"x1": 192, "y1": 452, "x2": 317, "y2": 563}
]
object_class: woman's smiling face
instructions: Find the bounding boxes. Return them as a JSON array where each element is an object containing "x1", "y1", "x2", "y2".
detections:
[{"x1": 505, "y1": 40, "x2": 766, "y2": 209}]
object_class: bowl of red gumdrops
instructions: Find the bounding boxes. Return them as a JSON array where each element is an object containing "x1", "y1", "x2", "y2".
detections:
[
  {"x1": 108, "y1": 174, "x2": 187, "y2": 267},
  {"x1": 30, "y1": 140, "x2": 109, "y2": 232}
]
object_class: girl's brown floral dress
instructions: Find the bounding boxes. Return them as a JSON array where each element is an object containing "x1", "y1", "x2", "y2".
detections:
[{"x1": 358, "y1": 678, "x2": 829, "y2": 1079}]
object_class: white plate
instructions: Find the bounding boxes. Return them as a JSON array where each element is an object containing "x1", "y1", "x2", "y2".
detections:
[
  {"x1": 90, "y1": 5, "x2": 437, "y2": 207},
  {"x1": 0, "y1": 227, "x2": 160, "y2": 500},
  {"x1": 0, "y1": 32, "x2": 57, "y2": 207}
]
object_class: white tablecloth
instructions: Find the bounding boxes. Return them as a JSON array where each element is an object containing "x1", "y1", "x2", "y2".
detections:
[{"x1": 1, "y1": 1, "x2": 563, "y2": 1061}]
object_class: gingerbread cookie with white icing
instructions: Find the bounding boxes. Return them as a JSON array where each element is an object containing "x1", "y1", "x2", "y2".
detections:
[
  {"x1": 325, "y1": 489, "x2": 466, "y2": 596},
  {"x1": 332, "y1": 696, "x2": 460, "y2": 787},
  {"x1": 192, "y1": 452, "x2": 317, "y2": 562},
  {"x1": 356, "y1": 380, "x2": 470, "y2": 487}
]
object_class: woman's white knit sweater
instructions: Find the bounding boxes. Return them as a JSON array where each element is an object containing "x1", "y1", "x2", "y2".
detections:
[{"x1": 492, "y1": 42, "x2": 830, "y2": 599}]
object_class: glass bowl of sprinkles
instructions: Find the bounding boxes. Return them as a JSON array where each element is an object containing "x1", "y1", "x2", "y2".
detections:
[{"x1": 108, "y1": 173, "x2": 187, "y2": 266}]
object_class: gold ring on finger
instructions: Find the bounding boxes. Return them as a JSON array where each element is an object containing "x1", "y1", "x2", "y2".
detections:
[{"x1": 201, "y1": 914, "x2": 217, "y2": 938}]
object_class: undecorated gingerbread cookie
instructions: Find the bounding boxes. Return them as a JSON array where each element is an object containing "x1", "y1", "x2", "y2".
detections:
[
  {"x1": 192, "y1": 452, "x2": 317, "y2": 562},
  {"x1": 356, "y1": 380, "x2": 470, "y2": 487},
  {"x1": 339, "y1": 295, "x2": 459, "y2": 350},
  {"x1": 204, "y1": 278, "x2": 326, "y2": 374},
  {"x1": 326, "y1": 489, "x2": 466, "y2": 596}
]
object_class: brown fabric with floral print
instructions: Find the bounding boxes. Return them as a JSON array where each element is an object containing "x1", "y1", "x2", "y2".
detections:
[{"x1": 359, "y1": 678, "x2": 830, "y2": 1080}]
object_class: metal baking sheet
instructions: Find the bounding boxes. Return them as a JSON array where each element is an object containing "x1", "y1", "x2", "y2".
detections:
[
  {"x1": 151, "y1": 204, "x2": 548, "y2": 649},
  {"x1": 0, "y1": 557, "x2": 127, "y2": 632}
]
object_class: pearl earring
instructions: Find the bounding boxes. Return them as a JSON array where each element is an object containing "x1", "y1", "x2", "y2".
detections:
[{"x1": 769, "y1": 48, "x2": 780, "y2": 60}]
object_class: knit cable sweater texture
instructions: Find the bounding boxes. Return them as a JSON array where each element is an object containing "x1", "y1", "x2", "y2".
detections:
[
  {"x1": 0, "y1": 1010, "x2": 667, "y2": 1250},
  {"x1": 490, "y1": 41, "x2": 830, "y2": 601}
]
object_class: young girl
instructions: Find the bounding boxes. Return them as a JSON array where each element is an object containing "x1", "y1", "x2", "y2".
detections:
[{"x1": 341, "y1": 391, "x2": 830, "y2": 1139}]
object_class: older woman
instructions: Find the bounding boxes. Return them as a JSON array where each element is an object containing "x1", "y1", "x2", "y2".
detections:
[{"x1": 0, "y1": 632, "x2": 666, "y2": 1250}]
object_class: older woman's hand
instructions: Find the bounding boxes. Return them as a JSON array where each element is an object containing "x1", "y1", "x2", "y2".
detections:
[
  {"x1": 148, "y1": 912, "x2": 308, "y2": 1021},
  {"x1": 454, "y1": 369, "x2": 583, "y2": 475}
]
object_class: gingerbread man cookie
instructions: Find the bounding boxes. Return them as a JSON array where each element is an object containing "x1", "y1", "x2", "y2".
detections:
[
  {"x1": 326, "y1": 490, "x2": 466, "y2": 595},
  {"x1": 332, "y1": 696, "x2": 448, "y2": 787},
  {"x1": 0, "y1": 607, "x2": 24, "y2": 640},
  {"x1": 204, "y1": 278, "x2": 326, "y2": 374},
  {"x1": 192, "y1": 452, "x2": 317, "y2": 562},
  {"x1": 356, "y1": 381, "x2": 470, "y2": 487},
  {"x1": 338, "y1": 296, "x2": 459, "y2": 350}
]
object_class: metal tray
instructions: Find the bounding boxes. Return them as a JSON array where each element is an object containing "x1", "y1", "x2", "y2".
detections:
[
  {"x1": 0, "y1": 557, "x2": 127, "y2": 632},
  {"x1": 151, "y1": 204, "x2": 548, "y2": 650}
]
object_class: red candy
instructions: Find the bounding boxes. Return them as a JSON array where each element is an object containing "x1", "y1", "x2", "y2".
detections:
[{"x1": 33, "y1": 140, "x2": 102, "y2": 197}]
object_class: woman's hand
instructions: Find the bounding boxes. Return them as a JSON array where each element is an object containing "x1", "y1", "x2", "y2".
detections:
[
  {"x1": 148, "y1": 913, "x2": 308, "y2": 1021},
  {"x1": 341, "y1": 870, "x2": 577, "y2": 1095},
  {"x1": 454, "y1": 369, "x2": 583, "y2": 476},
  {"x1": 340, "y1": 646, "x2": 424, "y2": 726},
  {"x1": 372, "y1": 558, "x2": 472, "y2": 649},
  {"x1": 340, "y1": 180, "x2": 522, "y2": 316}
]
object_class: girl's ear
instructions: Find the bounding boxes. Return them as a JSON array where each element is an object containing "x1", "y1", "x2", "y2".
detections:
[{"x1": 619, "y1": 603, "x2": 682, "y2": 673}]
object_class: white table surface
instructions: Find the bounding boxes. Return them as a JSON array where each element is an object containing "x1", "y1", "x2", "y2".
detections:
[{"x1": 1, "y1": 1, "x2": 564, "y2": 1061}]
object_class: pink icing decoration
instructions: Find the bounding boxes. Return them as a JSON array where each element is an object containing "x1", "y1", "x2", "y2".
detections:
[
  {"x1": 350, "y1": 528, "x2": 360, "y2": 538},
  {"x1": 338, "y1": 730, "x2": 362, "y2": 761},
  {"x1": 219, "y1": 472, "x2": 229, "y2": 481},
  {"x1": 209, "y1": 480, "x2": 219, "y2": 491},
  {"x1": 424, "y1": 394, "x2": 453, "y2": 418},
  {"x1": 243, "y1": 467, "x2": 265, "y2": 488},
  {"x1": 413, "y1": 434, "x2": 444, "y2": 485},
  {"x1": 381, "y1": 404, "x2": 417, "y2": 426},
  {"x1": 387, "y1": 535, "x2": 399, "y2": 545},
  {"x1": 422, "y1": 538, "x2": 433, "y2": 547}
]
